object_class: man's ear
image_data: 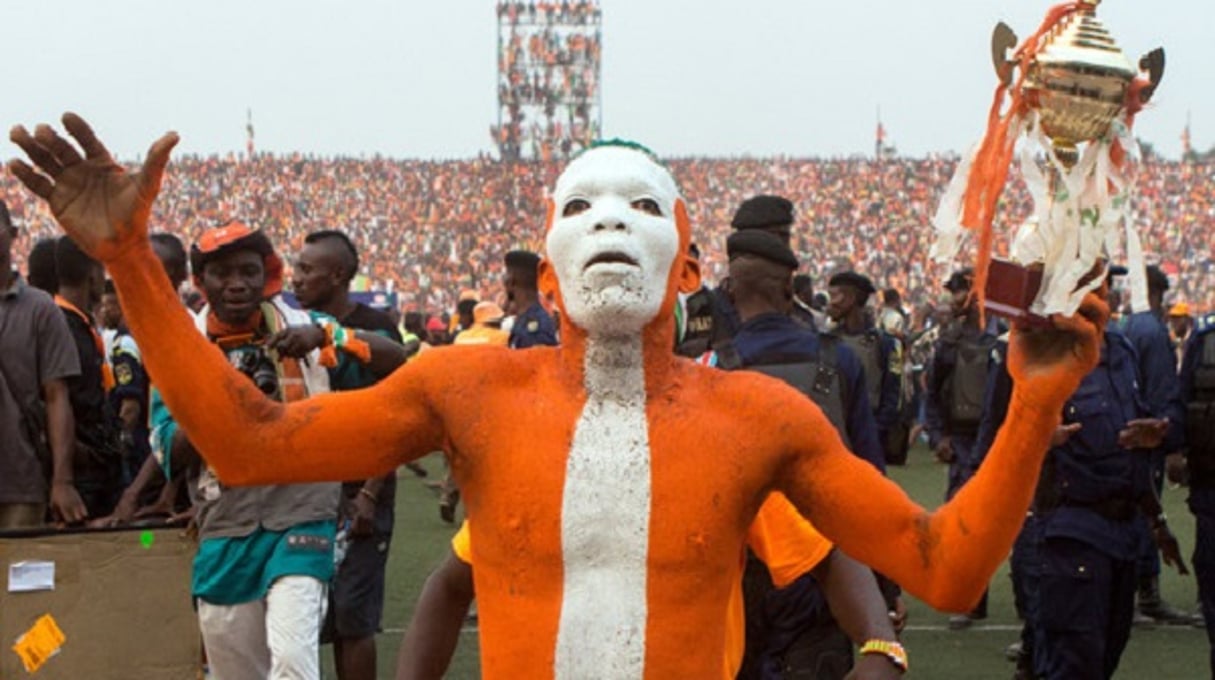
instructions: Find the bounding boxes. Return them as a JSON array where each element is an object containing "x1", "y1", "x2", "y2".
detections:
[
  {"x1": 679, "y1": 255, "x2": 701, "y2": 294},
  {"x1": 673, "y1": 199, "x2": 700, "y2": 294}
]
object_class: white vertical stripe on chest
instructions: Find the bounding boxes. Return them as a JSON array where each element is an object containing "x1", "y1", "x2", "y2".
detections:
[{"x1": 554, "y1": 336, "x2": 651, "y2": 679}]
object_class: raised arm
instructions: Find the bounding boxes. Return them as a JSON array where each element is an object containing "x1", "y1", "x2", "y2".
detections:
[
  {"x1": 10, "y1": 114, "x2": 446, "y2": 486},
  {"x1": 775, "y1": 300, "x2": 1105, "y2": 612}
]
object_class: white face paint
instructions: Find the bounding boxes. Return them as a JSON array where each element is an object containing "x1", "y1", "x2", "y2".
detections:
[{"x1": 546, "y1": 146, "x2": 682, "y2": 335}]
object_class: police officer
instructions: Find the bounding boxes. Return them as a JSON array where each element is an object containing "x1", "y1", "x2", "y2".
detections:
[
  {"x1": 1120, "y1": 265, "x2": 1191, "y2": 625},
  {"x1": 924, "y1": 268, "x2": 999, "y2": 629},
  {"x1": 826, "y1": 271, "x2": 903, "y2": 465},
  {"x1": 1181, "y1": 308, "x2": 1215, "y2": 673},
  {"x1": 713, "y1": 229, "x2": 895, "y2": 679},
  {"x1": 926, "y1": 269, "x2": 999, "y2": 500},
  {"x1": 503, "y1": 250, "x2": 558, "y2": 349},
  {"x1": 973, "y1": 266, "x2": 1185, "y2": 679},
  {"x1": 709, "y1": 195, "x2": 801, "y2": 347}
]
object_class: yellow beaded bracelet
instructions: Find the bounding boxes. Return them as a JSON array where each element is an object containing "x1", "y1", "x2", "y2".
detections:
[{"x1": 859, "y1": 639, "x2": 908, "y2": 673}]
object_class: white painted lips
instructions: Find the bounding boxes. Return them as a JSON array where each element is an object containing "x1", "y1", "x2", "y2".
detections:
[{"x1": 584, "y1": 250, "x2": 640, "y2": 271}]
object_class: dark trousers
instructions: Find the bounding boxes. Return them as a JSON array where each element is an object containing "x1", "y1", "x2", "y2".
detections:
[
  {"x1": 1010, "y1": 515, "x2": 1042, "y2": 672},
  {"x1": 1034, "y1": 537, "x2": 1136, "y2": 680},
  {"x1": 945, "y1": 434, "x2": 979, "y2": 501},
  {"x1": 1191, "y1": 488, "x2": 1215, "y2": 677}
]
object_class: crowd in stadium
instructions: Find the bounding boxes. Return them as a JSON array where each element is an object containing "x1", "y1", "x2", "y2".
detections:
[{"x1": 3, "y1": 154, "x2": 1211, "y2": 321}]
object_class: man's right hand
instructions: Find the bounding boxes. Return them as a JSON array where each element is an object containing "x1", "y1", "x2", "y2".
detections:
[
  {"x1": 50, "y1": 481, "x2": 88, "y2": 525},
  {"x1": 9, "y1": 113, "x2": 178, "y2": 262}
]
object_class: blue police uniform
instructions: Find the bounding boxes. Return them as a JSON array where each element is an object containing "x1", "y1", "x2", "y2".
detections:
[
  {"x1": 977, "y1": 332, "x2": 1153, "y2": 679},
  {"x1": 732, "y1": 312, "x2": 885, "y2": 471},
  {"x1": 1122, "y1": 311, "x2": 1187, "y2": 602},
  {"x1": 509, "y1": 301, "x2": 558, "y2": 349},
  {"x1": 1181, "y1": 312, "x2": 1215, "y2": 673},
  {"x1": 925, "y1": 320, "x2": 999, "y2": 501}
]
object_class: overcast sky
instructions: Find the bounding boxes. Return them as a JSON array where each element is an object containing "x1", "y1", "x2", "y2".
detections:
[{"x1": 2, "y1": 0, "x2": 1209, "y2": 160}]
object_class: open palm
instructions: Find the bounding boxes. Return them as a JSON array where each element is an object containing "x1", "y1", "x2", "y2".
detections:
[{"x1": 8, "y1": 113, "x2": 177, "y2": 261}]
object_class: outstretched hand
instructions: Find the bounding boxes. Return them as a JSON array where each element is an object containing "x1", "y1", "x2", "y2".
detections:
[
  {"x1": 1006, "y1": 293, "x2": 1108, "y2": 408},
  {"x1": 8, "y1": 113, "x2": 178, "y2": 262}
]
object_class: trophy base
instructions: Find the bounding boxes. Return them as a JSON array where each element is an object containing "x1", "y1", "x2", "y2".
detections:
[{"x1": 983, "y1": 259, "x2": 1051, "y2": 327}]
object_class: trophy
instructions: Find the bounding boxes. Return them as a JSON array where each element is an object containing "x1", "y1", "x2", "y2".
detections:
[{"x1": 931, "y1": 0, "x2": 1165, "y2": 323}]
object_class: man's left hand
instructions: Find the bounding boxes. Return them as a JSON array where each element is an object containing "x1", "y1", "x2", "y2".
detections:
[
  {"x1": 1119, "y1": 418, "x2": 1169, "y2": 450},
  {"x1": 267, "y1": 325, "x2": 327, "y2": 359}
]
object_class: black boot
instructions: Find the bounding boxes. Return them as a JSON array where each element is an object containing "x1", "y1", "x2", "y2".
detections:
[{"x1": 1137, "y1": 575, "x2": 1192, "y2": 625}]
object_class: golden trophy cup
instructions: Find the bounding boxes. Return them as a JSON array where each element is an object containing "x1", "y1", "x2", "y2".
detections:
[{"x1": 933, "y1": 0, "x2": 1165, "y2": 324}]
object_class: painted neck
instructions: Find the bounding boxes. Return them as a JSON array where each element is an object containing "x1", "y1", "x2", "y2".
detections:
[{"x1": 559, "y1": 312, "x2": 679, "y2": 401}]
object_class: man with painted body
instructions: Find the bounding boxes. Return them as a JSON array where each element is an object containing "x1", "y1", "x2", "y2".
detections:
[{"x1": 13, "y1": 116, "x2": 1105, "y2": 679}]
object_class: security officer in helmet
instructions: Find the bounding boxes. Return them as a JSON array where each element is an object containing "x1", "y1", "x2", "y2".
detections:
[
  {"x1": 826, "y1": 271, "x2": 903, "y2": 464},
  {"x1": 705, "y1": 230, "x2": 892, "y2": 679},
  {"x1": 1180, "y1": 309, "x2": 1215, "y2": 672}
]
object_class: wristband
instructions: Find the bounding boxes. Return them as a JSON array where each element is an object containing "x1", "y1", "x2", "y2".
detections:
[
  {"x1": 859, "y1": 639, "x2": 908, "y2": 673},
  {"x1": 316, "y1": 321, "x2": 373, "y2": 367},
  {"x1": 358, "y1": 487, "x2": 379, "y2": 504}
]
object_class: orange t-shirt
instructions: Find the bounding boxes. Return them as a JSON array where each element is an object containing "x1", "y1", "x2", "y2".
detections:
[{"x1": 451, "y1": 491, "x2": 832, "y2": 680}]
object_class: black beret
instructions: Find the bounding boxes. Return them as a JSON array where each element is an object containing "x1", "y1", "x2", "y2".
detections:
[
  {"x1": 730, "y1": 195, "x2": 794, "y2": 231},
  {"x1": 828, "y1": 270, "x2": 876, "y2": 295},
  {"x1": 944, "y1": 268, "x2": 974, "y2": 293},
  {"x1": 727, "y1": 230, "x2": 799, "y2": 270}
]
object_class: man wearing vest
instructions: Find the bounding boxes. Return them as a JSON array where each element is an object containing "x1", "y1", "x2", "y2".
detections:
[
  {"x1": 826, "y1": 271, "x2": 903, "y2": 466},
  {"x1": 924, "y1": 268, "x2": 999, "y2": 629},
  {"x1": 1120, "y1": 265, "x2": 1192, "y2": 625},
  {"x1": 1181, "y1": 310, "x2": 1215, "y2": 672},
  {"x1": 712, "y1": 230, "x2": 894, "y2": 679},
  {"x1": 154, "y1": 224, "x2": 342, "y2": 679}
]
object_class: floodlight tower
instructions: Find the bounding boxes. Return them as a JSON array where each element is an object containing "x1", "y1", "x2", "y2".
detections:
[{"x1": 493, "y1": 1, "x2": 603, "y2": 161}]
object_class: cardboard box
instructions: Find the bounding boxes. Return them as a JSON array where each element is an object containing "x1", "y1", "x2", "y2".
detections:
[{"x1": 0, "y1": 526, "x2": 199, "y2": 679}]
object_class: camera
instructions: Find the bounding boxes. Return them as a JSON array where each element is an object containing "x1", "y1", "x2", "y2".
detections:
[{"x1": 227, "y1": 345, "x2": 280, "y2": 397}]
